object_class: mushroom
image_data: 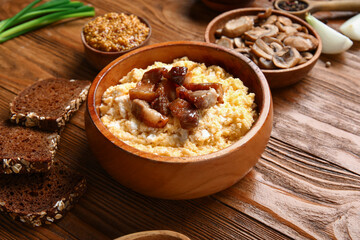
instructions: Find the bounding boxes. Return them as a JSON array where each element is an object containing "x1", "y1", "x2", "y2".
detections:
[
  {"x1": 273, "y1": 46, "x2": 301, "y2": 69},
  {"x1": 131, "y1": 99, "x2": 169, "y2": 128},
  {"x1": 216, "y1": 36, "x2": 234, "y2": 49},
  {"x1": 294, "y1": 32, "x2": 319, "y2": 49},
  {"x1": 215, "y1": 28, "x2": 223, "y2": 38},
  {"x1": 258, "y1": 57, "x2": 276, "y2": 69},
  {"x1": 283, "y1": 35, "x2": 314, "y2": 52},
  {"x1": 234, "y1": 37, "x2": 244, "y2": 48},
  {"x1": 277, "y1": 16, "x2": 292, "y2": 26},
  {"x1": 276, "y1": 22, "x2": 298, "y2": 34},
  {"x1": 298, "y1": 51, "x2": 314, "y2": 64},
  {"x1": 276, "y1": 32, "x2": 287, "y2": 41},
  {"x1": 263, "y1": 15, "x2": 278, "y2": 25},
  {"x1": 257, "y1": 8, "x2": 272, "y2": 19},
  {"x1": 261, "y1": 36, "x2": 283, "y2": 45},
  {"x1": 234, "y1": 47, "x2": 251, "y2": 54},
  {"x1": 251, "y1": 38, "x2": 274, "y2": 60},
  {"x1": 244, "y1": 24, "x2": 279, "y2": 41},
  {"x1": 222, "y1": 16, "x2": 254, "y2": 38},
  {"x1": 270, "y1": 42, "x2": 284, "y2": 52}
]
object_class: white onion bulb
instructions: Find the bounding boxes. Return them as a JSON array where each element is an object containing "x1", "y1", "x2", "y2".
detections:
[{"x1": 340, "y1": 13, "x2": 360, "y2": 41}]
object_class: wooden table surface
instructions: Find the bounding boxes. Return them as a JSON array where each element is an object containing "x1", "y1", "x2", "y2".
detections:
[{"x1": 0, "y1": 0, "x2": 359, "y2": 239}]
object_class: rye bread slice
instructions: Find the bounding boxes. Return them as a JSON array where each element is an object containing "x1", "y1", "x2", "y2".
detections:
[
  {"x1": 0, "y1": 120, "x2": 60, "y2": 174},
  {"x1": 0, "y1": 162, "x2": 86, "y2": 227},
  {"x1": 10, "y1": 78, "x2": 91, "y2": 131}
]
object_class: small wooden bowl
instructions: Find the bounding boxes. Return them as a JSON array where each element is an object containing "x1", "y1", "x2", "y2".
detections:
[
  {"x1": 115, "y1": 230, "x2": 191, "y2": 240},
  {"x1": 202, "y1": 0, "x2": 254, "y2": 12},
  {"x1": 81, "y1": 14, "x2": 151, "y2": 70},
  {"x1": 85, "y1": 41, "x2": 273, "y2": 199},
  {"x1": 204, "y1": 8, "x2": 322, "y2": 88}
]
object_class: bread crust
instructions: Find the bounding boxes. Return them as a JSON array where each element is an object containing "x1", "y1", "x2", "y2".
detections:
[
  {"x1": 0, "y1": 124, "x2": 60, "y2": 174},
  {"x1": 9, "y1": 78, "x2": 90, "y2": 131},
  {"x1": 0, "y1": 176, "x2": 86, "y2": 227}
]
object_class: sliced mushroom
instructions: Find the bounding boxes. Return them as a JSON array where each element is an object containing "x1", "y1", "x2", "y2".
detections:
[
  {"x1": 234, "y1": 37, "x2": 244, "y2": 48},
  {"x1": 270, "y1": 42, "x2": 284, "y2": 52},
  {"x1": 276, "y1": 32, "x2": 287, "y2": 41},
  {"x1": 261, "y1": 36, "x2": 280, "y2": 44},
  {"x1": 215, "y1": 28, "x2": 223, "y2": 38},
  {"x1": 234, "y1": 47, "x2": 251, "y2": 54},
  {"x1": 298, "y1": 51, "x2": 314, "y2": 64},
  {"x1": 244, "y1": 24, "x2": 279, "y2": 41},
  {"x1": 283, "y1": 35, "x2": 315, "y2": 52},
  {"x1": 222, "y1": 16, "x2": 254, "y2": 38},
  {"x1": 131, "y1": 99, "x2": 169, "y2": 128},
  {"x1": 276, "y1": 22, "x2": 298, "y2": 34},
  {"x1": 277, "y1": 16, "x2": 292, "y2": 26},
  {"x1": 254, "y1": 38, "x2": 274, "y2": 56},
  {"x1": 258, "y1": 57, "x2": 276, "y2": 69},
  {"x1": 273, "y1": 47, "x2": 301, "y2": 69},
  {"x1": 294, "y1": 32, "x2": 319, "y2": 50},
  {"x1": 292, "y1": 23, "x2": 302, "y2": 31},
  {"x1": 301, "y1": 52, "x2": 313, "y2": 60},
  {"x1": 257, "y1": 8, "x2": 272, "y2": 19},
  {"x1": 216, "y1": 36, "x2": 234, "y2": 49},
  {"x1": 263, "y1": 15, "x2": 278, "y2": 25}
]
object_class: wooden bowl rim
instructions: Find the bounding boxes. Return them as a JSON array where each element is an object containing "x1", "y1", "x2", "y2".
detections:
[
  {"x1": 81, "y1": 13, "x2": 152, "y2": 56},
  {"x1": 87, "y1": 40, "x2": 272, "y2": 164},
  {"x1": 114, "y1": 230, "x2": 191, "y2": 240},
  {"x1": 204, "y1": 7, "x2": 322, "y2": 74}
]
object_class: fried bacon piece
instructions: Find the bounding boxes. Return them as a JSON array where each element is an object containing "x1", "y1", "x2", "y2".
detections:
[
  {"x1": 166, "y1": 66, "x2": 188, "y2": 85},
  {"x1": 131, "y1": 99, "x2": 168, "y2": 128},
  {"x1": 169, "y1": 98, "x2": 199, "y2": 129},
  {"x1": 129, "y1": 68, "x2": 168, "y2": 102},
  {"x1": 176, "y1": 86, "x2": 218, "y2": 109},
  {"x1": 151, "y1": 84, "x2": 170, "y2": 116},
  {"x1": 184, "y1": 83, "x2": 224, "y2": 103}
]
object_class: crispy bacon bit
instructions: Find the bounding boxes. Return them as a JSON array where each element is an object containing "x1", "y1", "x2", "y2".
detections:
[
  {"x1": 166, "y1": 66, "x2": 188, "y2": 85},
  {"x1": 130, "y1": 67, "x2": 223, "y2": 129},
  {"x1": 129, "y1": 89, "x2": 157, "y2": 102},
  {"x1": 184, "y1": 83, "x2": 224, "y2": 103},
  {"x1": 151, "y1": 84, "x2": 170, "y2": 116},
  {"x1": 142, "y1": 67, "x2": 168, "y2": 85},
  {"x1": 169, "y1": 99, "x2": 199, "y2": 129},
  {"x1": 129, "y1": 68, "x2": 168, "y2": 102},
  {"x1": 176, "y1": 86, "x2": 218, "y2": 109},
  {"x1": 131, "y1": 99, "x2": 168, "y2": 128},
  {"x1": 188, "y1": 89, "x2": 218, "y2": 109}
]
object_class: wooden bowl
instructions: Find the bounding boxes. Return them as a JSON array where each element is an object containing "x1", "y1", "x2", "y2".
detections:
[
  {"x1": 115, "y1": 230, "x2": 191, "y2": 240},
  {"x1": 204, "y1": 8, "x2": 322, "y2": 88},
  {"x1": 202, "y1": 0, "x2": 254, "y2": 12},
  {"x1": 81, "y1": 14, "x2": 151, "y2": 70},
  {"x1": 85, "y1": 41, "x2": 273, "y2": 199}
]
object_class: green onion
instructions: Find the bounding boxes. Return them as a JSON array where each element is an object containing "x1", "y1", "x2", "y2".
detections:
[
  {"x1": 0, "y1": 0, "x2": 95, "y2": 43},
  {"x1": 0, "y1": 0, "x2": 41, "y2": 33}
]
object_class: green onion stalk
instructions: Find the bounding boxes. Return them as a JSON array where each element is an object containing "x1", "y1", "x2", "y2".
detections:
[{"x1": 0, "y1": 0, "x2": 95, "y2": 43}]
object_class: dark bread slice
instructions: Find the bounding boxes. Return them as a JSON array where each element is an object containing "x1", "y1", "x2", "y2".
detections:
[
  {"x1": 0, "y1": 120, "x2": 60, "y2": 174},
  {"x1": 10, "y1": 78, "x2": 91, "y2": 131},
  {"x1": 0, "y1": 161, "x2": 86, "y2": 227}
]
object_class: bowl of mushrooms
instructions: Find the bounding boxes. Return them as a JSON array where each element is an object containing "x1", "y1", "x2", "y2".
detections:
[{"x1": 205, "y1": 8, "x2": 322, "y2": 88}]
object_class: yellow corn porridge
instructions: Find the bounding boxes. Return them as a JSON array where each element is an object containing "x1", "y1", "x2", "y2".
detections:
[{"x1": 99, "y1": 58, "x2": 257, "y2": 157}]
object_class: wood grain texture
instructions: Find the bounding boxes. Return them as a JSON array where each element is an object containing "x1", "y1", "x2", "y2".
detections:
[{"x1": 0, "y1": 0, "x2": 359, "y2": 239}]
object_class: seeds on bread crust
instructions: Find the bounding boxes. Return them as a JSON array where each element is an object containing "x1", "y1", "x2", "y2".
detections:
[
  {"x1": 0, "y1": 121, "x2": 60, "y2": 174},
  {"x1": 0, "y1": 163, "x2": 87, "y2": 227},
  {"x1": 9, "y1": 78, "x2": 90, "y2": 131}
]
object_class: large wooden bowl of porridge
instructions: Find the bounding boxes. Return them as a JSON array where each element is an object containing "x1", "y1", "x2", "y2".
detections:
[{"x1": 85, "y1": 41, "x2": 273, "y2": 199}]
